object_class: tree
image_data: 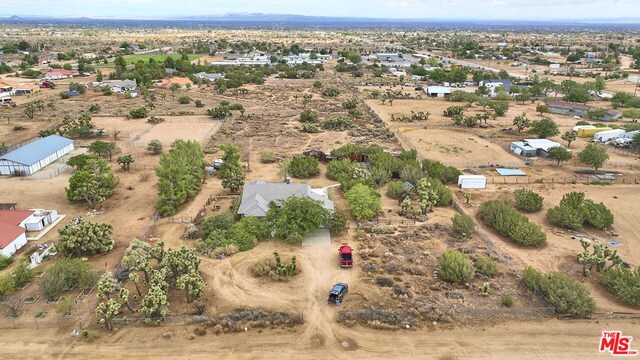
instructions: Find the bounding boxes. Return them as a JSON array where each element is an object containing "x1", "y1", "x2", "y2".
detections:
[
  {"x1": 490, "y1": 101, "x2": 509, "y2": 117},
  {"x1": 329, "y1": 209, "x2": 348, "y2": 235},
  {"x1": 216, "y1": 144, "x2": 243, "y2": 187},
  {"x1": 288, "y1": 156, "x2": 320, "y2": 178},
  {"x1": 588, "y1": 107, "x2": 608, "y2": 121},
  {"x1": 66, "y1": 158, "x2": 119, "y2": 209},
  {"x1": 24, "y1": 103, "x2": 36, "y2": 119},
  {"x1": 632, "y1": 133, "x2": 640, "y2": 153},
  {"x1": 88, "y1": 140, "x2": 119, "y2": 161},
  {"x1": 176, "y1": 271, "x2": 204, "y2": 303},
  {"x1": 96, "y1": 298, "x2": 121, "y2": 331},
  {"x1": 66, "y1": 154, "x2": 93, "y2": 170},
  {"x1": 529, "y1": 117, "x2": 559, "y2": 139},
  {"x1": 40, "y1": 258, "x2": 92, "y2": 300},
  {"x1": 547, "y1": 146, "x2": 572, "y2": 166},
  {"x1": 438, "y1": 250, "x2": 475, "y2": 284},
  {"x1": 146, "y1": 139, "x2": 163, "y2": 154},
  {"x1": 96, "y1": 70, "x2": 103, "y2": 82},
  {"x1": 345, "y1": 183, "x2": 381, "y2": 221},
  {"x1": 266, "y1": 196, "x2": 330, "y2": 243},
  {"x1": 117, "y1": 155, "x2": 134, "y2": 171},
  {"x1": 578, "y1": 143, "x2": 609, "y2": 172},
  {"x1": 415, "y1": 178, "x2": 439, "y2": 214},
  {"x1": 536, "y1": 103, "x2": 548, "y2": 115},
  {"x1": 155, "y1": 140, "x2": 205, "y2": 216},
  {"x1": 561, "y1": 131, "x2": 577, "y2": 148},
  {"x1": 58, "y1": 219, "x2": 114, "y2": 257},
  {"x1": 522, "y1": 267, "x2": 595, "y2": 317},
  {"x1": 129, "y1": 107, "x2": 148, "y2": 119},
  {"x1": 512, "y1": 113, "x2": 530, "y2": 132}
]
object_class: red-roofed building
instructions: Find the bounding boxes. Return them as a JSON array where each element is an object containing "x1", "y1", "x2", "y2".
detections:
[{"x1": 0, "y1": 210, "x2": 33, "y2": 257}]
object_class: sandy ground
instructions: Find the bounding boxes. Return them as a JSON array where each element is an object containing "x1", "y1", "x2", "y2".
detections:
[{"x1": 0, "y1": 318, "x2": 638, "y2": 359}]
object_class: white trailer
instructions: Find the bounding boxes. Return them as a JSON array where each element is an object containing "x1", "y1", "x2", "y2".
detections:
[
  {"x1": 458, "y1": 175, "x2": 487, "y2": 189},
  {"x1": 593, "y1": 129, "x2": 625, "y2": 143},
  {"x1": 572, "y1": 125, "x2": 595, "y2": 132},
  {"x1": 622, "y1": 130, "x2": 639, "y2": 139}
]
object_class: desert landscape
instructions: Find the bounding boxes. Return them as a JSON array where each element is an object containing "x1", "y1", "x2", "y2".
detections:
[{"x1": 0, "y1": 6, "x2": 640, "y2": 359}]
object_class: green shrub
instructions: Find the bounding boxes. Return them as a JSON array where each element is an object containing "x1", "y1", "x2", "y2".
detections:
[
  {"x1": 129, "y1": 107, "x2": 148, "y2": 119},
  {"x1": 421, "y1": 159, "x2": 461, "y2": 184},
  {"x1": 522, "y1": 266, "x2": 596, "y2": 317},
  {"x1": 514, "y1": 188, "x2": 544, "y2": 212},
  {"x1": 251, "y1": 258, "x2": 275, "y2": 277},
  {"x1": 260, "y1": 151, "x2": 278, "y2": 164},
  {"x1": 438, "y1": 250, "x2": 475, "y2": 284},
  {"x1": 501, "y1": 294, "x2": 514, "y2": 307},
  {"x1": 60, "y1": 92, "x2": 71, "y2": 99},
  {"x1": 451, "y1": 214, "x2": 475, "y2": 238},
  {"x1": 329, "y1": 209, "x2": 348, "y2": 235},
  {"x1": 322, "y1": 87, "x2": 340, "y2": 97},
  {"x1": 546, "y1": 205, "x2": 584, "y2": 231},
  {"x1": 560, "y1": 191, "x2": 585, "y2": 209},
  {"x1": 202, "y1": 212, "x2": 235, "y2": 238},
  {"x1": 40, "y1": 259, "x2": 93, "y2": 299},
  {"x1": 234, "y1": 216, "x2": 270, "y2": 241},
  {"x1": 299, "y1": 109, "x2": 318, "y2": 123},
  {"x1": 327, "y1": 158, "x2": 352, "y2": 181},
  {"x1": 345, "y1": 183, "x2": 381, "y2": 221},
  {"x1": 581, "y1": 200, "x2": 614, "y2": 230},
  {"x1": 289, "y1": 156, "x2": 320, "y2": 178},
  {"x1": 475, "y1": 255, "x2": 499, "y2": 277},
  {"x1": 0, "y1": 255, "x2": 12, "y2": 270},
  {"x1": 429, "y1": 177, "x2": 453, "y2": 206},
  {"x1": 386, "y1": 181, "x2": 406, "y2": 199},
  {"x1": 478, "y1": 200, "x2": 546, "y2": 247},
  {"x1": 178, "y1": 96, "x2": 192, "y2": 104},
  {"x1": 600, "y1": 268, "x2": 640, "y2": 306},
  {"x1": 301, "y1": 123, "x2": 321, "y2": 133},
  {"x1": 321, "y1": 115, "x2": 352, "y2": 131},
  {"x1": 0, "y1": 274, "x2": 15, "y2": 296}
]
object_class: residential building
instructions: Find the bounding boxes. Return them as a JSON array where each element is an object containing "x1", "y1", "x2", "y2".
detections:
[
  {"x1": 510, "y1": 139, "x2": 566, "y2": 158},
  {"x1": 237, "y1": 180, "x2": 334, "y2": 218}
]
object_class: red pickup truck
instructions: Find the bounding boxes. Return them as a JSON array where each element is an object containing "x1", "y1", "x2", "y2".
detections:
[{"x1": 339, "y1": 245, "x2": 353, "y2": 268}]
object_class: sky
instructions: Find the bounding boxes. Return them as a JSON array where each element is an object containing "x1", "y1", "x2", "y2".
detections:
[{"x1": 5, "y1": 0, "x2": 640, "y2": 20}]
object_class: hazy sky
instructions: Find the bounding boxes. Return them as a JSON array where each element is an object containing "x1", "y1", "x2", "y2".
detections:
[{"x1": 6, "y1": 0, "x2": 640, "y2": 19}]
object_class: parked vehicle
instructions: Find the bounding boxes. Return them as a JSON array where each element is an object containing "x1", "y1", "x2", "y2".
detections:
[
  {"x1": 40, "y1": 81, "x2": 53, "y2": 88},
  {"x1": 327, "y1": 283, "x2": 348, "y2": 305},
  {"x1": 339, "y1": 246, "x2": 353, "y2": 268},
  {"x1": 0, "y1": 97, "x2": 15, "y2": 107},
  {"x1": 213, "y1": 159, "x2": 224, "y2": 170}
]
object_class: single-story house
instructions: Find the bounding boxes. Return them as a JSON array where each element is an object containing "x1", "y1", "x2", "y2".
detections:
[
  {"x1": 43, "y1": 69, "x2": 77, "y2": 80},
  {"x1": 160, "y1": 77, "x2": 193, "y2": 89},
  {"x1": 237, "y1": 180, "x2": 334, "y2": 218},
  {"x1": 424, "y1": 86, "x2": 452, "y2": 98},
  {"x1": 93, "y1": 79, "x2": 137, "y2": 93},
  {"x1": 546, "y1": 101, "x2": 591, "y2": 117},
  {"x1": 479, "y1": 79, "x2": 515, "y2": 96},
  {"x1": 510, "y1": 139, "x2": 567, "y2": 158},
  {"x1": 194, "y1": 72, "x2": 224, "y2": 81},
  {"x1": 592, "y1": 109, "x2": 622, "y2": 122},
  {"x1": 0, "y1": 210, "x2": 33, "y2": 257},
  {"x1": 0, "y1": 135, "x2": 74, "y2": 176}
]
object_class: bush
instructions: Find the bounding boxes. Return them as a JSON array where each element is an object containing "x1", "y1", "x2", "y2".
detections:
[
  {"x1": 478, "y1": 200, "x2": 546, "y2": 247},
  {"x1": 129, "y1": 107, "x2": 148, "y2": 119},
  {"x1": 301, "y1": 123, "x2": 321, "y2": 133},
  {"x1": 501, "y1": 294, "x2": 514, "y2": 307},
  {"x1": 260, "y1": 151, "x2": 278, "y2": 163},
  {"x1": 514, "y1": 188, "x2": 544, "y2": 212},
  {"x1": 289, "y1": 156, "x2": 320, "y2": 178},
  {"x1": 600, "y1": 268, "x2": 640, "y2": 306},
  {"x1": 321, "y1": 115, "x2": 351, "y2": 131},
  {"x1": 40, "y1": 258, "x2": 93, "y2": 299},
  {"x1": 60, "y1": 92, "x2": 71, "y2": 99},
  {"x1": 147, "y1": 139, "x2": 163, "y2": 154},
  {"x1": 202, "y1": 212, "x2": 235, "y2": 238},
  {"x1": 386, "y1": 181, "x2": 406, "y2": 199},
  {"x1": 582, "y1": 200, "x2": 614, "y2": 230},
  {"x1": 329, "y1": 209, "x2": 348, "y2": 235},
  {"x1": 234, "y1": 216, "x2": 270, "y2": 241},
  {"x1": 475, "y1": 256, "x2": 498, "y2": 277},
  {"x1": 251, "y1": 258, "x2": 275, "y2": 277},
  {"x1": 178, "y1": 96, "x2": 192, "y2": 104},
  {"x1": 345, "y1": 183, "x2": 381, "y2": 221},
  {"x1": 12, "y1": 263, "x2": 34, "y2": 288},
  {"x1": 546, "y1": 205, "x2": 584, "y2": 231},
  {"x1": 299, "y1": 109, "x2": 318, "y2": 123},
  {"x1": 422, "y1": 159, "x2": 461, "y2": 184},
  {"x1": 438, "y1": 250, "x2": 475, "y2": 284},
  {"x1": 0, "y1": 255, "x2": 12, "y2": 270},
  {"x1": 429, "y1": 177, "x2": 453, "y2": 206},
  {"x1": 147, "y1": 116, "x2": 165, "y2": 124},
  {"x1": 327, "y1": 158, "x2": 353, "y2": 181},
  {"x1": 522, "y1": 266, "x2": 596, "y2": 317},
  {"x1": 451, "y1": 214, "x2": 474, "y2": 238},
  {"x1": 322, "y1": 87, "x2": 340, "y2": 97}
]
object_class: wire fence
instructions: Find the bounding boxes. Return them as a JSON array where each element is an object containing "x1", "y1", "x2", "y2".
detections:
[{"x1": 19, "y1": 165, "x2": 74, "y2": 180}]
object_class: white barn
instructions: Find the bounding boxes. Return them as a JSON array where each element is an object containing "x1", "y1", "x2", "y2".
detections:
[{"x1": 0, "y1": 135, "x2": 74, "y2": 176}]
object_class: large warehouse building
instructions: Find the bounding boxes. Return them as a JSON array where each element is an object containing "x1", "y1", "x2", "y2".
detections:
[{"x1": 0, "y1": 135, "x2": 74, "y2": 176}]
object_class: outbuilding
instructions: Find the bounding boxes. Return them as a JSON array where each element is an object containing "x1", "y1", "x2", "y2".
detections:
[
  {"x1": 510, "y1": 139, "x2": 566, "y2": 158},
  {"x1": 0, "y1": 135, "x2": 74, "y2": 176},
  {"x1": 457, "y1": 175, "x2": 487, "y2": 189},
  {"x1": 424, "y1": 86, "x2": 452, "y2": 98},
  {"x1": 0, "y1": 210, "x2": 34, "y2": 257}
]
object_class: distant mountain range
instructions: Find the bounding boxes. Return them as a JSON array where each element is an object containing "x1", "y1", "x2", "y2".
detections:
[{"x1": 2, "y1": 13, "x2": 640, "y2": 25}]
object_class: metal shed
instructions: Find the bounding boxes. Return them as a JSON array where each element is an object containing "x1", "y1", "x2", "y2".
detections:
[
  {"x1": 0, "y1": 135, "x2": 74, "y2": 176},
  {"x1": 458, "y1": 175, "x2": 487, "y2": 189}
]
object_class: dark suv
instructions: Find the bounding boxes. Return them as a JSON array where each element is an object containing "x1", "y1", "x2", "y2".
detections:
[{"x1": 327, "y1": 283, "x2": 348, "y2": 305}]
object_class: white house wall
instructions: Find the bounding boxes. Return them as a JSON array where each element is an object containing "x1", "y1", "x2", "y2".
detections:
[
  {"x1": 0, "y1": 142, "x2": 74, "y2": 175},
  {"x1": 0, "y1": 232, "x2": 27, "y2": 257}
]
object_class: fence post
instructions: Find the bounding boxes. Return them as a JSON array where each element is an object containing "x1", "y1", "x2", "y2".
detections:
[{"x1": 35, "y1": 318, "x2": 39, "y2": 329}]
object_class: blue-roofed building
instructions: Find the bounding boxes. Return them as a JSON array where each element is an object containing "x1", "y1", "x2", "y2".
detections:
[{"x1": 0, "y1": 135, "x2": 74, "y2": 175}]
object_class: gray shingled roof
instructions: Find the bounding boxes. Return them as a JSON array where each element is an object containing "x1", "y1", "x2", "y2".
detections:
[{"x1": 237, "y1": 180, "x2": 334, "y2": 217}]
